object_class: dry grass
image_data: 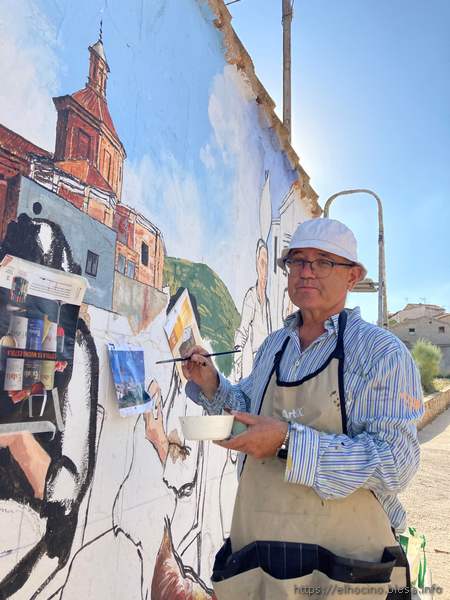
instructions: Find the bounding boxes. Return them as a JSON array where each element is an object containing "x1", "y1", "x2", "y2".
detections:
[{"x1": 433, "y1": 378, "x2": 450, "y2": 392}]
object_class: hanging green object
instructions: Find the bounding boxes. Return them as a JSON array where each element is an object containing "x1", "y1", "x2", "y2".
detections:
[{"x1": 399, "y1": 526, "x2": 427, "y2": 590}]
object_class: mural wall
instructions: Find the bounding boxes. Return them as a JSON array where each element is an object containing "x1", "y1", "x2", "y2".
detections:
[{"x1": 0, "y1": 0, "x2": 319, "y2": 597}]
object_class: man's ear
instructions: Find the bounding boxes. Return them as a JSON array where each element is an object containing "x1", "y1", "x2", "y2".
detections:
[{"x1": 348, "y1": 266, "x2": 363, "y2": 291}]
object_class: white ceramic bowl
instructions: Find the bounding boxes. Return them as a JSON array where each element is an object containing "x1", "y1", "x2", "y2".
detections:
[{"x1": 179, "y1": 415, "x2": 234, "y2": 441}]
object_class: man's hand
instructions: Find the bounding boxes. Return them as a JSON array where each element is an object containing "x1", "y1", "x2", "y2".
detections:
[
  {"x1": 181, "y1": 345, "x2": 219, "y2": 400},
  {"x1": 144, "y1": 380, "x2": 169, "y2": 465},
  {"x1": 215, "y1": 411, "x2": 288, "y2": 459}
]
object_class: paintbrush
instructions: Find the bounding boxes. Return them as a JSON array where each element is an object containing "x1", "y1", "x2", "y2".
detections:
[{"x1": 155, "y1": 348, "x2": 241, "y2": 365}]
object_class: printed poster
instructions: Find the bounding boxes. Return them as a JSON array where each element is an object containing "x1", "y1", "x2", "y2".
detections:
[
  {"x1": 107, "y1": 344, "x2": 153, "y2": 417},
  {"x1": 0, "y1": 255, "x2": 88, "y2": 436}
]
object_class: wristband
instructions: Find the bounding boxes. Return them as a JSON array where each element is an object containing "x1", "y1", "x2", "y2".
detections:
[{"x1": 276, "y1": 421, "x2": 291, "y2": 460}]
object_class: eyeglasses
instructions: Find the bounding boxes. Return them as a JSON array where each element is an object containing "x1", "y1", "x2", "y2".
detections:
[{"x1": 283, "y1": 257, "x2": 356, "y2": 279}]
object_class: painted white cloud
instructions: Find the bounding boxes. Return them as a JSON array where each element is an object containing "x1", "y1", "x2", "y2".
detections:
[
  {"x1": 122, "y1": 154, "x2": 206, "y2": 263},
  {"x1": 207, "y1": 65, "x2": 257, "y2": 161},
  {"x1": 199, "y1": 64, "x2": 265, "y2": 307},
  {"x1": 0, "y1": 0, "x2": 58, "y2": 151},
  {"x1": 199, "y1": 143, "x2": 216, "y2": 170},
  {"x1": 125, "y1": 65, "x2": 279, "y2": 311}
]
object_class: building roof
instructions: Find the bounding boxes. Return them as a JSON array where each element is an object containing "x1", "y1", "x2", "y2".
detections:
[
  {"x1": 71, "y1": 87, "x2": 120, "y2": 140},
  {"x1": 115, "y1": 202, "x2": 162, "y2": 236},
  {"x1": 436, "y1": 313, "x2": 450, "y2": 322},
  {"x1": 392, "y1": 315, "x2": 444, "y2": 324},
  {"x1": 389, "y1": 302, "x2": 447, "y2": 321},
  {"x1": 404, "y1": 303, "x2": 444, "y2": 311},
  {"x1": 0, "y1": 123, "x2": 51, "y2": 160},
  {"x1": 55, "y1": 159, "x2": 115, "y2": 195},
  {"x1": 90, "y1": 40, "x2": 108, "y2": 66}
]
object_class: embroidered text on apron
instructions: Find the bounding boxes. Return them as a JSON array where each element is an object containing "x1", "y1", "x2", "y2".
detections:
[{"x1": 212, "y1": 311, "x2": 410, "y2": 599}]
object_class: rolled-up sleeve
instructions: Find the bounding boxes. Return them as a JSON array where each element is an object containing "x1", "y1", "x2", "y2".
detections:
[
  {"x1": 185, "y1": 374, "x2": 247, "y2": 414},
  {"x1": 285, "y1": 348, "x2": 424, "y2": 500},
  {"x1": 185, "y1": 336, "x2": 273, "y2": 415}
]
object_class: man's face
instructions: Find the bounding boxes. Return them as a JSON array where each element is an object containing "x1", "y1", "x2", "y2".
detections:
[
  {"x1": 256, "y1": 246, "x2": 268, "y2": 291},
  {"x1": 287, "y1": 247, "x2": 362, "y2": 315}
]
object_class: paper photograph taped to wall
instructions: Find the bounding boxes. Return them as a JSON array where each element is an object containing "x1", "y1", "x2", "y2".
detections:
[
  {"x1": 107, "y1": 343, "x2": 153, "y2": 417},
  {"x1": 164, "y1": 288, "x2": 203, "y2": 381},
  {"x1": 0, "y1": 255, "x2": 87, "y2": 436}
]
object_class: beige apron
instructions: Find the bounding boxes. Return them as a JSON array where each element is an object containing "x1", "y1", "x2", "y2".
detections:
[{"x1": 212, "y1": 311, "x2": 409, "y2": 599}]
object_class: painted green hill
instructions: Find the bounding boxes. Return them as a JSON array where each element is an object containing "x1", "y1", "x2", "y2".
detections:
[{"x1": 163, "y1": 257, "x2": 240, "y2": 376}]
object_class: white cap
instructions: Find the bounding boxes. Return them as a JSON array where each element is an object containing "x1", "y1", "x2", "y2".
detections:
[{"x1": 277, "y1": 218, "x2": 367, "y2": 281}]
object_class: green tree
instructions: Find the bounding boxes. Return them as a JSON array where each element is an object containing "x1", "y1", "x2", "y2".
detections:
[{"x1": 411, "y1": 339, "x2": 442, "y2": 394}]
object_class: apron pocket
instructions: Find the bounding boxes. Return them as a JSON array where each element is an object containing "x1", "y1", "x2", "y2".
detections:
[
  {"x1": 213, "y1": 567, "x2": 265, "y2": 600},
  {"x1": 213, "y1": 568, "x2": 391, "y2": 600}
]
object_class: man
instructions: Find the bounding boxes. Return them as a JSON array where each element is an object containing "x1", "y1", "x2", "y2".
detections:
[
  {"x1": 232, "y1": 238, "x2": 272, "y2": 381},
  {"x1": 183, "y1": 218, "x2": 423, "y2": 599}
]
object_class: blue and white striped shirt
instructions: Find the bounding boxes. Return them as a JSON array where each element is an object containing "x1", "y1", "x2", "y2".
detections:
[{"x1": 186, "y1": 307, "x2": 424, "y2": 531}]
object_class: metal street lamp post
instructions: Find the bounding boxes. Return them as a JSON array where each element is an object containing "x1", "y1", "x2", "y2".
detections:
[
  {"x1": 282, "y1": 0, "x2": 293, "y2": 142},
  {"x1": 323, "y1": 189, "x2": 388, "y2": 329}
]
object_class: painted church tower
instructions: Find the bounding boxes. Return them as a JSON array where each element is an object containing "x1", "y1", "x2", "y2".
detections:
[{"x1": 52, "y1": 29, "x2": 126, "y2": 200}]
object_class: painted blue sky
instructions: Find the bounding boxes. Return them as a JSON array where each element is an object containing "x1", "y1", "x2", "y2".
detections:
[
  {"x1": 0, "y1": 0, "x2": 300, "y2": 309},
  {"x1": 230, "y1": 0, "x2": 450, "y2": 323}
]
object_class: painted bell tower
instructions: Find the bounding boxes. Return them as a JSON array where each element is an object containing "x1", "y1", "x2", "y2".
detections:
[
  {"x1": 53, "y1": 24, "x2": 126, "y2": 200},
  {"x1": 88, "y1": 28, "x2": 109, "y2": 98}
]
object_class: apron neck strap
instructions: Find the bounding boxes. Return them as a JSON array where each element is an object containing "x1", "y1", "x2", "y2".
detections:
[
  {"x1": 333, "y1": 310, "x2": 348, "y2": 359},
  {"x1": 274, "y1": 337, "x2": 290, "y2": 368},
  {"x1": 274, "y1": 310, "x2": 348, "y2": 367}
]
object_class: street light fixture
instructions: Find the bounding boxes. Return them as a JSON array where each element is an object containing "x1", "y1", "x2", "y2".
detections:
[
  {"x1": 323, "y1": 189, "x2": 388, "y2": 329},
  {"x1": 353, "y1": 277, "x2": 379, "y2": 293}
]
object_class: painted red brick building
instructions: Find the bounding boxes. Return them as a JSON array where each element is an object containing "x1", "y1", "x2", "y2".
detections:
[
  {"x1": 114, "y1": 204, "x2": 164, "y2": 290},
  {"x1": 0, "y1": 34, "x2": 164, "y2": 293}
]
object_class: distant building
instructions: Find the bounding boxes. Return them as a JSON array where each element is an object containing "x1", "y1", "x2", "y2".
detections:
[
  {"x1": 0, "y1": 34, "x2": 166, "y2": 326},
  {"x1": 390, "y1": 303, "x2": 450, "y2": 374}
]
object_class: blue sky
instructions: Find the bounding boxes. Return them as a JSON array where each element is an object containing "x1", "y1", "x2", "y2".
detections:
[{"x1": 229, "y1": 0, "x2": 450, "y2": 322}]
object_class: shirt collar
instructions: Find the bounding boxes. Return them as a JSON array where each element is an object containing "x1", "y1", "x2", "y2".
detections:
[{"x1": 284, "y1": 307, "x2": 361, "y2": 335}]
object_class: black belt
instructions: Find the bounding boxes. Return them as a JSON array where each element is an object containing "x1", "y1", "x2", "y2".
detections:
[{"x1": 212, "y1": 538, "x2": 408, "y2": 593}]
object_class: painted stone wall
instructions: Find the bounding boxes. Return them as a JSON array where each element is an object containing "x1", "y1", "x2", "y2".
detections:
[{"x1": 0, "y1": 0, "x2": 319, "y2": 597}]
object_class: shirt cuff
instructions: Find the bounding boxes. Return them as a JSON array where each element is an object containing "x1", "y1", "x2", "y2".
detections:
[
  {"x1": 185, "y1": 373, "x2": 232, "y2": 414},
  {"x1": 185, "y1": 380, "x2": 202, "y2": 404},
  {"x1": 285, "y1": 422, "x2": 321, "y2": 487},
  {"x1": 214, "y1": 373, "x2": 232, "y2": 405}
]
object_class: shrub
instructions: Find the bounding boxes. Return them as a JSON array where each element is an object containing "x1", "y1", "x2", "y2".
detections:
[{"x1": 411, "y1": 339, "x2": 442, "y2": 394}]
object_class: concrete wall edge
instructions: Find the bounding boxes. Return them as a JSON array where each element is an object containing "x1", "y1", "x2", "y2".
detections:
[{"x1": 418, "y1": 385, "x2": 450, "y2": 430}]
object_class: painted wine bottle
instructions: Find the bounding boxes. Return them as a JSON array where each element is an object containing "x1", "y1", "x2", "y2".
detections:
[
  {"x1": 26, "y1": 309, "x2": 45, "y2": 351},
  {"x1": 41, "y1": 303, "x2": 58, "y2": 390}
]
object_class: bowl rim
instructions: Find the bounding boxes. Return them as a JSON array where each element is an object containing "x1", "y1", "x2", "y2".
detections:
[
  {"x1": 179, "y1": 414, "x2": 235, "y2": 440},
  {"x1": 179, "y1": 414, "x2": 234, "y2": 421}
]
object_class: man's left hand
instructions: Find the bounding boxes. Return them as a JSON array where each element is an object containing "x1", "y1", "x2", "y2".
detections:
[{"x1": 215, "y1": 411, "x2": 288, "y2": 459}]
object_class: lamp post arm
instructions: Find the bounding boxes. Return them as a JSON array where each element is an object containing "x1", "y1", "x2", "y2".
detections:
[{"x1": 323, "y1": 189, "x2": 388, "y2": 329}]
